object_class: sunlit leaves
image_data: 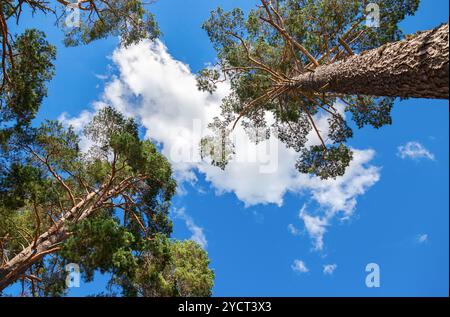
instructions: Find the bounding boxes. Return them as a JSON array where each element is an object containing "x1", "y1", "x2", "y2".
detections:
[
  {"x1": 203, "y1": 7, "x2": 246, "y2": 51},
  {"x1": 34, "y1": 120, "x2": 81, "y2": 171},
  {"x1": 84, "y1": 106, "x2": 138, "y2": 148},
  {"x1": 60, "y1": 213, "x2": 137, "y2": 282},
  {"x1": 1, "y1": 106, "x2": 213, "y2": 297},
  {"x1": 124, "y1": 235, "x2": 214, "y2": 297},
  {"x1": 197, "y1": 69, "x2": 221, "y2": 94}
]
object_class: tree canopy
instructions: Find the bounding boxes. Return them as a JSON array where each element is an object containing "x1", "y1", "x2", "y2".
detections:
[
  {"x1": 0, "y1": 106, "x2": 214, "y2": 296},
  {"x1": 1, "y1": 0, "x2": 159, "y2": 135},
  {"x1": 198, "y1": 0, "x2": 422, "y2": 179},
  {"x1": 0, "y1": 0, "x2": 216, "y2": 297}
]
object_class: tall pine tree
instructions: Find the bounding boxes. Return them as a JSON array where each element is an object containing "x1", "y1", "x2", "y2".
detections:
[{"x1": 198, "y1": 0, "x2": 448, "y2": 179}]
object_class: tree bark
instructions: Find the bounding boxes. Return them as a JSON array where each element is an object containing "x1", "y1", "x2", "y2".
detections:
[
  {"x1": 292, "y1": 23, "x2": 449, "y2": 99},
  {"x1": 0, "y1": 176, "x2": 138, "y2": 292},
  {"x1": 0, "y1": 191, "x2": 99, "y2": 292}
]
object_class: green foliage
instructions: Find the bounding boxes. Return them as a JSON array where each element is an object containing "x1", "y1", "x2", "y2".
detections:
[
  {"x1": 297, "y1": 144, "x2": 353, "y2": 180},
  {"x1": 197, "y1": 68, "x2": 221, "y2": 94},
  {"x1": 117, "y1": 235, "x2": 214, "y2": 297},
  {"x1": 169, "y1": 240, "x2": 215, "y2": 297},
  {"x1": 328, "y1": 115, "x2": 353, "y2": 143},
  {"x1": 1, "y1": 1, "x2": 159, "y2": 135},
  {"x1": 60, "y1": 212, "x2": 138, "y2": 281},
  {"x1": 346, "y1": 96, "x2": 395, "y2": 129},
  {"x1": 0, "y1": 107, "x2": 213, "y2": 297},
  {"x1": 0, "y1": 29, "x2": 56, "y2": 144},
  {"x1": 198, "y1": 0, "x2": 420, "y2": 179},
  {"x1": 60, "y1": 0, "x2": 160, "y2": 47},
  {"x1": 59, "y1": 216, "x2": 214, "y2": 297},
  {"x1": 0, "y1": 164, "x2": 45, "y2": 210},
  {"x1": 0, "y1": 1, "x2": 207, "y2": 298}
]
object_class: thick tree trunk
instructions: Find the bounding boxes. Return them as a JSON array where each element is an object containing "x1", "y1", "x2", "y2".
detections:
[
  {"x1": 0, "y1": 229, "x2": 67, "y2": 292},
  {"x1": 0, "y1": 172, "x2": 144, "y2": 292},
  {"x1": 0, "y1": 191, "x2": 99, "y2": 292},
  {"x1": 292, "y1": 23, "x2": 449, "y2": 99},
  {"x1": 0, "y1": 174, "x2": 147, "y2": 292}
]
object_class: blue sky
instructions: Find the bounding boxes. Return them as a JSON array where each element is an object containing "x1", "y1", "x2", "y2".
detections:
[{"x1": 6, "y1": 0, "x2": 449, "y2": 297}]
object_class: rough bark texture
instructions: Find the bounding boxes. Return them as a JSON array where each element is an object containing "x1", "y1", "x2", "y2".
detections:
[{"x1": 292, "y1": 23, "x2": 449, "y2": 99}]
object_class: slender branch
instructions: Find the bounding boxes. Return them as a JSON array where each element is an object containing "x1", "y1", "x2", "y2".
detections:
[
  {"x1": 228, "y1": 31, "x2": 288, "y2": 82},
  {"x1": 259, "y1": 0, "x2": 318, "y2": 66},
  {"x1": 302, "y1": 102, "x2": 327, "y2": 150},
  {"x1": 25, "y1": 145, "x2": 77, "y2": 207},
  {"x1": 32, "y1": 202, "x2": 41, "y2": 250}
]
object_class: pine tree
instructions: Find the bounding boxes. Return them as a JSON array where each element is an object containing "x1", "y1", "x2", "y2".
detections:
[
  {"x1": 1, "y1": 0, "x2": 159, "y2": 132},
  {"x1": 197, "y1": 0, "x2": 448, "y2": 179},
  {"x1": 0, "y1": 107, "x2": 214, "y2": 296}
]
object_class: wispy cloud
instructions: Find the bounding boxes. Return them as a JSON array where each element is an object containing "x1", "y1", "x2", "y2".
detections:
[
  {"x1": 287, "y1": 224, "x2": 301, "y2": 236},
  {"x1": 323, "y1": 264, "x2": 337, "y2": 275},
  {"x1": 417, "y1": 233, "x2": 429, "y2": 244},
  {"x1": 397, "y1": 141, "x2": 435, "y2": 161},
  {"x1": 173, "y1": 208, "x2": 207, "y2": 248},
  {"x1": 94, "y1": 73, "x2": 109, "y2": 80},
  {"x1": 291, "y1": 260, "x2": 309, "y2": 274},
  {"x1": 299, "y1": 205, "x2": 328, "y2": 251}
]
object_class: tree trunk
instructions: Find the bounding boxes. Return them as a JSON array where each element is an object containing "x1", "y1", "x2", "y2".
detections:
[
  {"x1": 292, "y1": 23, "x2": 449, "y2": 99},
  {"x1": 0, "y1": 178, "x2": 132, "y2": 292},
  {"x1": 0, "y1": 191, "x2": 99, "y2": 292},
  {"x1": 0, "y1": 171, "x2": 145, "y2": 292}
]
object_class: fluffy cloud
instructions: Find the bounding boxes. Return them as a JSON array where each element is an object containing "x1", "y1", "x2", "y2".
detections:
[
  {"x1": 173, "y1": 208, "x2": 208, "y2": 248},
  {"x1": 60, "y1": 40, "x2": 381, "y2": 250},
  {"x1": 397, "y1": 141, "x2": 435, "y2": 161},
  {"x1": 323, "y1": 264, "x2": 337, "y2": 275},
  {"x1": 291, "y1": 260, "x2": 309, "y2": 274}
]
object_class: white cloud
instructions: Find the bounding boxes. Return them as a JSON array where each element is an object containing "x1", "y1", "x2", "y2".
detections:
[
  {"x1": 60, "y1": 40, "x2": 381, "y2": 250},
  {"x1": 59, "y1": 110, "x2": 92, "y2": 133},
  {"x1": 299, "y1": 205, "x2": 328, "y2": 251},
  {"x1": 323, "y1": 264, "x2": 337, "y2": 275},
  {"x1": 297, "y1": 149, "x2": 380, "y2": 251},
  {"x1": 397, "y1": 142, "x2": 435, "y2": 161},
  {"x1": 94, "y1": 73, "x2": 109, "y2": 80},
  {"x1": 173, "y1": 208, "x2": 208, "y2": 248},
  {"x1": 417, "y1": 233, "x2": 429, "y2": 244},
  {"x1": 59, "y1": 110, "x2": 94, "y2": 152},
  {"x1": 291, "y1": 260, "x2": 309, "y2": 274},
  {"x1": 287, "y1": 224, "x2": 301, "y2": 236}
]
